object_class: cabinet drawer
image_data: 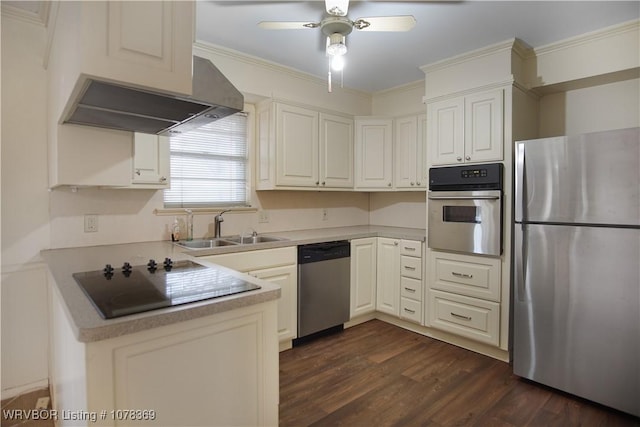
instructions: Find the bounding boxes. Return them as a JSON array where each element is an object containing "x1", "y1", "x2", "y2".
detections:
[
  {"x1": 401, "y1": 256, "x2": 422, "y2": 280},
  {"x1": 430, "y1": 251, "x2": 501, "y2": 302},
  {"x1": 400, "y1": 298, "x2": 422, "y2": 324},
  {"x1": 400, "y1": 240, "x2": 422, "y2": 257},
  {"x1": 428, "y1": 290, "x2": 499, "y2": 346},
  {"x1": 401, "y1": 276, "x2": 421, "y2": 301}
]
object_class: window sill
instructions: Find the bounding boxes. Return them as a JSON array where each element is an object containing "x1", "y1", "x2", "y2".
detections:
[{"x1": 153, "y1": 206, "x2": 257, "y2": 216}]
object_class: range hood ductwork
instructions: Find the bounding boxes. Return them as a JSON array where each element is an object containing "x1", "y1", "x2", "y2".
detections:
[{"x1": 64, "y1": 56, "x2": 244, "y2": 135}]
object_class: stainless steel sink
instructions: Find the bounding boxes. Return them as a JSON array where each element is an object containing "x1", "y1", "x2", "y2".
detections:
[
  {"x1": 174, "y1": 234, "x2": 288, "y2": 249},
  {"x1": 174, "y1": 239, "x2": 239, "y2": 249},
  {"x1": 225, "y1": 235, "x2": 288, "y2": 244}
]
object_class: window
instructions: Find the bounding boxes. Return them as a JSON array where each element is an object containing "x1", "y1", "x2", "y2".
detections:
[{"x1": 163, "y1": 112, "x2": 249, "y2": 208}]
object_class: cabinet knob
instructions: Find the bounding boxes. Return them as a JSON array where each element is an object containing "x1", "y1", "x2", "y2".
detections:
[
  {"x1": 394, "y1": 241, "x2": 399, "y2": 246},
  {"x1": 417, "y1": 181, "x2": 421, "y2": 186},
  {"x1": 322, "y1": 181, "x2": 326, "y2": 186},
  {"x1": 160, "y1": 176, "x2": 167, "y2": 182},
  {"x1": 135, "y1": 169, "x2": 141, "y2": 176},
  {"x1": 456, "y1": 157, "x2": 462, "y2": 162},
  {"x1": 410, "y1": 182, "x2": 415, "y2": 186},
  {"x1": 315, "y1": 181, "x2": 320, "y2": 186},
  {"x1": 388, "y1": 182, "x2": 392, "y2": 187},
  {"x1": 465, "y1": 156, "x2": 471, "y2": 161}
]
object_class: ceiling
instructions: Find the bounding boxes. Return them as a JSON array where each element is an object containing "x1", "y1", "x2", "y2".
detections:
[{"x1": 196, "y1": 1, "x2": 640, "y2": 93}]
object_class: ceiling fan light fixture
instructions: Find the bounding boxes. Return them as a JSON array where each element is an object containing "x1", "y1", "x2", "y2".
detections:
[
  {"x1": 331, "y1": 55, "x2": 345, "y2": 71},
  {"x1": 325, "y1": 0, "x2": 349, "y2": 17},
  {"x1": 326, "y1": 33, "x2": 347, "y2": 56}
]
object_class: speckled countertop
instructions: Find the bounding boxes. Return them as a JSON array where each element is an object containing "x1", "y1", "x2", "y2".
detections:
[{"x1": 42, "y1": 225, "x2": 425, "y2": 343}]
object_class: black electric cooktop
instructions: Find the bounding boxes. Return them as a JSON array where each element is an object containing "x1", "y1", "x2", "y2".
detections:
[{"x1": 73, "y1": 259, "x2": 260, "y2": 319}]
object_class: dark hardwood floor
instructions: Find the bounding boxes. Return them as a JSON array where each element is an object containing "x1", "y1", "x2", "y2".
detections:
[{"x1": 279, "y1": 319, "x2": 640, "y2": 427}]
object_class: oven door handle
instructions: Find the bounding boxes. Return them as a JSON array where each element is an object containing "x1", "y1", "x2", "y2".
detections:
[{"x1": 428, "y1": 195, "x2": 500, "y2": 201}]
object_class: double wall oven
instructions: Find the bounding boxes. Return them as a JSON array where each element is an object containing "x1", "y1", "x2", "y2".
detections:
[{"x1": 428, "y1": 163, "x2": 503, "y2": 257}]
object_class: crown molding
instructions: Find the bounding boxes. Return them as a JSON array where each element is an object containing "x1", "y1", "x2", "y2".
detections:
[
  {"x1": 420, "y1": 38, "x2": 518, "y2": 75},
  {"x1": 1, "y1": 1, "x2": 50, "y2": 27},
  {"x1": 193, "y1": 40, "x2": 371, "y2": 99},
  {"x1": 534, "y1": 19, "x2": 639, "y2": 58},
  {"x1": 373, "y1": 79, "x2": 424, "y2": 97}
]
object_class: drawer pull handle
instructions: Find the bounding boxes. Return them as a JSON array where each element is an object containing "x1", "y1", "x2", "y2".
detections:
[
  {"x1": 404, "y1": 247, "x2": 416, "y2": 251},
  {"x1": 404, "y1": 308, "x2": 416, "y2": 314},
  {"x1": 404, "y1": 266, "x2": 417, "y2": 271},
  {"x1": 452, "y1": 272, "x2": 473, "y2": 279},
  {"x1": 451, "y1": 312, "x2": 472, "y2": 321},
  {"x1": 404, "y1": 287, "x2": 416, "y2": 293}
]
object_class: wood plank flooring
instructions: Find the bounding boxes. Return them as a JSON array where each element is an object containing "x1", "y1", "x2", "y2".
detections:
[{"x1": 279, "y1": 320, "x2": 640, "y2": 427}]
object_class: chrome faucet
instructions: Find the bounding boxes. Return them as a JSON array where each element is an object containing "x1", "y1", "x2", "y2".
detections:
[
  {"x1": 185, "y1": 209, "x2": 194, "y2": 241},
  {"x1": 214, "y1": 210, "x2": 230, "y2": 238}
]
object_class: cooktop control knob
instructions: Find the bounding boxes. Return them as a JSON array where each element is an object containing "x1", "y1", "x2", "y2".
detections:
[
  {"x1": 163, "y1": 257, "x2": 173, "y2": 271},
  {"x1": 122, "y1": 262, "x2": 132, "y2": 273},
  {"x1": 103, "y1": 264, "x2": 114, "y2": 278},
  {"x1": 147, "y1": 259, "x2": 158, "y2": 272}
]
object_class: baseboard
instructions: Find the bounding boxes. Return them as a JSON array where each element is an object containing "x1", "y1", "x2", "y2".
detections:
[{"x1": 1, "y1": 380, "x2": 49, "y2": 401}]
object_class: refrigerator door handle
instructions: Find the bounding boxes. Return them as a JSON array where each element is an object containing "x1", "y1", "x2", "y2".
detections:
[
  {"x1": 515, "y1": 142, "x2": 525, "y2": 222},
  {"x1": 514, "y1": 224, "x2": 527, "y2": 302}
]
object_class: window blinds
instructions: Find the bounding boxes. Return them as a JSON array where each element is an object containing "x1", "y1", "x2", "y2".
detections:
[{"x1": 163, "y1": 112, "x2": 248, "y2": 208}]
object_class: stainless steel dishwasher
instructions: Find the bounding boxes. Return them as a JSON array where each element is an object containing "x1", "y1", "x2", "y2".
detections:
[{"x1": 296, "y1": 241, "x2": 350, "y2": 342}]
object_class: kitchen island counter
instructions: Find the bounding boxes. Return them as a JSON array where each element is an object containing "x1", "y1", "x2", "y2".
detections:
[{"x1": 42, "y1": 241, "x2": 281, "y2": 343}]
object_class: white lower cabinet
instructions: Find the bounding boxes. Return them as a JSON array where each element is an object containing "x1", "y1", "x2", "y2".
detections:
[
  {"x1": 350, "y1": 238, "x2": 377, "y2": 317},
  {"x1": 50, "y1": 286, "x2": 279, "y2": 427},
  {"x1": 376, "y1": 237, "x2": 401, "y2": 316},
  {"x1": 399, "y1": 239, "x2": 424, "y2": 323},
  {"x1": 198, "y1": 247, "x2": 297, "y2": 345},
  {"x1": 428, "y1": 289, "x2": 500, "y2": 346},
  {"x1": 428, "y1": 250, "x2": 501, "y2": 346},
  {"x1": 350, "y1": 237, "x2": 424, "y2": 322}
]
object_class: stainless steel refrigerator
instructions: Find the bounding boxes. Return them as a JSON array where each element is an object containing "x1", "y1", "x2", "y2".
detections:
[{"x1": 513, "y1": 127, "x2": 640, "y2": 417}]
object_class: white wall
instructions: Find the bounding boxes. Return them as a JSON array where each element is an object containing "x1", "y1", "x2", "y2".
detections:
[
  {"x1": 539, "y1": 78, "x2": 640, "y2": 137},
  {"x1": 1, "y1": 15, "x2": 50, "y2": 397}
]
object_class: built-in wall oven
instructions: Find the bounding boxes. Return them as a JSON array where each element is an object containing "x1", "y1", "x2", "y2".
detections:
[{"x1": 428, "y1": 163, "x2": 503, "y2": 257}]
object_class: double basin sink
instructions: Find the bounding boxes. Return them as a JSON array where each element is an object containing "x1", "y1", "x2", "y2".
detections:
[{"x1": 175, "y1": 234, "x2": 287, "y2": 250}]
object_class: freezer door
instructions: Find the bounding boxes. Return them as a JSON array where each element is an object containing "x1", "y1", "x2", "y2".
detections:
[
  {"x1": 513, "y1": 224, "x2": 640, "y2": 416},
  {"x1": 515, "y1": 127, "x2": 639, "y2": 226}
]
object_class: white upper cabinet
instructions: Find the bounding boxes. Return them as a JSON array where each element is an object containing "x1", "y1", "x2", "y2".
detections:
[
  {"x1": 256, "y1": 101, "x2": 354, "y2": 190},
  {"x1": 394, "y1": 114, "x2": 427, "y2": 189},
  {"x1": 428, "y1": 89, "x2": 503, "y2": 165},
  {"x1": 355, "y1": 118, "x2": 394, "y2": 189},
  {"x1": 130, "y1": 133, "x2": 170, "y2": 188},
  {"x1": 275, "y1": 103, "x2": 320, "y2": 187},
  {"x1": 319, "y1": 113, "x2": 354, "y2": 188}
]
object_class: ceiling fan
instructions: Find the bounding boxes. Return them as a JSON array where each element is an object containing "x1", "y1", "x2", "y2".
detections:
[{"x1": 258, "y1": 0, "x2": 416, "y2": 91}]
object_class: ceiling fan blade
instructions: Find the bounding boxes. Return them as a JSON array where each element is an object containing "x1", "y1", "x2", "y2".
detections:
[
  {"x1": 258, "y1": 21, "x2": 319, "y2": 30},
  {"x1": 325, "y1": 0, "x2": 349, "y2": 16},
  {"x1": 353, "y1": 15, "x2": 416, "y2": 32}
]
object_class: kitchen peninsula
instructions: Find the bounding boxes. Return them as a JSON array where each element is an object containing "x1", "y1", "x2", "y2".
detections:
[{"x1": 42, "y1": 241, "x2": 280, "y2": 427}]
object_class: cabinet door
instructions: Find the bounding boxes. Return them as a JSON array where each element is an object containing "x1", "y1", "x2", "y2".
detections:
[
  {"x1": 355, "y1": 118, "x2": 393, "y2": 189},
  {"x1": 276, "y1": 103, "x2": 319, "y2": 187},
  {"x1": 428, "y1": 98, "x2": 464, "y2": 166},
  {"x1": 319, "y1": 113, "x2": 354, "y2": 188},
  {"x1": 376, "y1": 238, "x2": 400, "y2": 316},
  {"x1": 417, "y1": 114, "x2": 427, "y2": 187},
  {"x1": 131, "y1": 133, "x2": 170, "y2": 187},
  {"x1": 252, "y1": 265, "x2": 297, "y2": 342},
  {"x1": 350, "y1": 238, "x2": 377, "y2": 318},
  {"x1": 394, "y1": 116, "x2": 418, "y2": 188},
  {"x1": 464, "y1": 89, "x2": 503, "y2": 163}
]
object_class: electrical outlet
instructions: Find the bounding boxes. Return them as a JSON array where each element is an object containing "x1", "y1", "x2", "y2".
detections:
[
  {"x1": 35, "y1": 397, "x2": 50, "y2": 410},
  {"x1": 258, "y1": 210, "x2": 269, "y2": 223},
  {"x1": 322, "y1": 208, "x2": 329, "y2": 221},
  {"x1": 84, "y1": 214, "x2": 98, "y2": 233}
]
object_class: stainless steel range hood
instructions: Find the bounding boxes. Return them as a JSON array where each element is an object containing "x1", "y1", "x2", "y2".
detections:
[{"x1": 63, "y1": 56, "x2": 244, "y2": 135}]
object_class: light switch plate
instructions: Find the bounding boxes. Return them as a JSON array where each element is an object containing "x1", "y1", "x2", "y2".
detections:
[{"x1": 84, "y1": 214, "x2": 98, "y2": 232}]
